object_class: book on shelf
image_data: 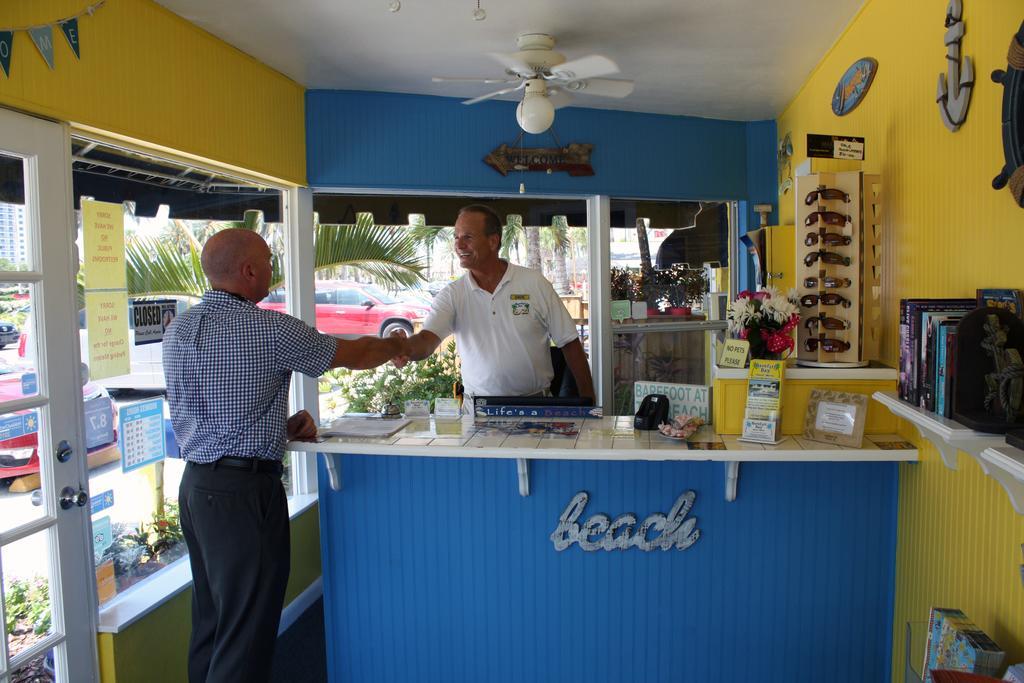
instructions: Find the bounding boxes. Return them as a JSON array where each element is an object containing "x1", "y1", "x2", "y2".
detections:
[
  {"x1": 976, "y1": 288, "x2": 1024, "y2": 320},
  {"x1": 929, "y1": 671, "x2": 1002, "y2": 682},
  {"x1": 899, "y1": 299, "x2": 974, "y2": 407},
  {"x1": 922, "y1": 312, "x2": 965, "y2": 412},
  {"x1": 935, "y1": 321, "x2": 959, "y2": 418},
  {"x1": 922, "y1": 607, "x2": 1005, "y2": 683}
]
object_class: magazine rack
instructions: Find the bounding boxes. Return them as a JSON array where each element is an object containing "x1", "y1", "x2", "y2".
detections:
[{"x1": 796, "y1": 171, "x2": 882, "y2": 367}]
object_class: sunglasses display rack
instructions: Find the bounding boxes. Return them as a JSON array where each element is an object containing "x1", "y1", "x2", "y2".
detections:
[{"x1": 796, "y1": 171, "x2": 882, "y2": 367}]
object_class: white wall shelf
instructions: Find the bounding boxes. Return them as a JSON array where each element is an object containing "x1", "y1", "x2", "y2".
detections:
[
  {"x1": 871, "y1": 392, "x2": 1006, "y2": 470},
  {"x1": 872, "y1": 391, "x2": 1024, "y2": 515},
  {"x1": 979, "y1": 446, "x2": 1024, "y2": 514}
]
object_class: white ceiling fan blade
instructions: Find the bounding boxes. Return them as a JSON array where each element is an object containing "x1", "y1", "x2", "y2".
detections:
[
  {"x1": 547, "y1": 88, "x2": 574, "y2": 110},
  {"x1": 432, "y1": 76, "x2": 517, "y2": 84},
  {"x1": 461, "y1": 81, "x2": 527, "y2": 106},
  {"x1": 487, "y1": 52, "x2": 535, "y2": 77},
  {"x1": 569, "y1": 78, "x2": 634, "y2": 98},
  {"x1": 550, "y1": 54, "x2": 619, "y2": 81}
]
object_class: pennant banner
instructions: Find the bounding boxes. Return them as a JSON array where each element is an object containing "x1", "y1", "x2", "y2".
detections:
[
  {"x1": 28, "y1": 26, "x2": 55, "y2": 70},
  {"x1": 0, "y1": 32, "x2": 11, "y2": 78},
  {"x1": 60, "y1": 18, "x2": 80, "y2": 59},
  {"x1": 0, "y1": 2, "x2": 103, "y2": 78}
]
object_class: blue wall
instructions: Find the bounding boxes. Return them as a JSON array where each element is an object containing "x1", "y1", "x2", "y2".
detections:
[
  {"x1": 319, "y1": 456, "x2": 897, "y2": 683},
  {"x1": 307, "y1": 90, "x2": 762, "y2": 200}
]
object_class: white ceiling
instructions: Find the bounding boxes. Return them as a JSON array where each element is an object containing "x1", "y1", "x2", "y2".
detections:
[{"x1": 156, "y1": 0, "x2": 865, "y2": 121}]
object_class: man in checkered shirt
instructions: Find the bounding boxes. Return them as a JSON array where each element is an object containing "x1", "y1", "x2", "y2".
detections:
[{"x1": 163, "y1": 228, "x2": 410, "y2": 683}]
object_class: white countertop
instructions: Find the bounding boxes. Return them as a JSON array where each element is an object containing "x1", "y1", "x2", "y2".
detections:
[{"x1": 290, "y1": 415, "x2": 917, "y2": 463}]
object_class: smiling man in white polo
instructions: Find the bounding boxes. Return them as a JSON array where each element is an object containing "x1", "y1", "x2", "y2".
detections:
[{"x1": 392, "y1": 204, "x2": 594, "y2": 403}]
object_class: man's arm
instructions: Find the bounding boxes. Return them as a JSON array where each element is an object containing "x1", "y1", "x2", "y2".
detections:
[
  {"x1": 390, "y1": 329, "x2": 443, "y2": 368},
  {"x1": 559, "y1": 338, "x2": 595, "y2": 400},
  {"x1": 330, "y1": 335, "x2": 411, "y2": 370}
]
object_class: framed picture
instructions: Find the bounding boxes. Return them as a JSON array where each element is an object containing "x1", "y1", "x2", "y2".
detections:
[{"x1": 803, "y1": 389, "x2": 868, "y2": 448}]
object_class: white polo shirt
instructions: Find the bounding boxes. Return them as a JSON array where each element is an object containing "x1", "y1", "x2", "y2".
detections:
[{"x1": 423, "y1": 262, "x2": 579, "y2": 398}]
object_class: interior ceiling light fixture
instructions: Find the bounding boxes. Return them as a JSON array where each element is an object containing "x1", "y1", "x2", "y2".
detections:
[{"x1": 432, "y1": 33, "x2": 634, "y2": 135}]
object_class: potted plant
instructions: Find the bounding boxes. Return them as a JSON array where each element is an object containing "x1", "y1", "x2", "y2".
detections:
[
  {"x1": 683, "y1": 268, "x2": 709, "y2": 313},
  {"x1": 657, "y1": 265, "x2": 696, "y2": 316},
  {"x1": 726, "y1": 287, "x2": 800, "y2": 361},
  {"x1": 610, "y1": 267, "x2": 642, "y2": 321}
]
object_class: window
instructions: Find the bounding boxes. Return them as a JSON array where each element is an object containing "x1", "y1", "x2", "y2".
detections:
[
  {"x1": 311, "y1": 194, "x2": 589, "y2": 420},
  {"x1": 61, "y1": 138, "x2": 287, "y2": 605}
]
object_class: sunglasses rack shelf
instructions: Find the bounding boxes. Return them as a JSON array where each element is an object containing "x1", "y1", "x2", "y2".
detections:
[{"x1": 796, "y1": 171, "x2": 882, "y2": 367}]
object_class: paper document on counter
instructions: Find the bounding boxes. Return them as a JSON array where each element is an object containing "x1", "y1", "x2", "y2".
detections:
[{"x1": 320, "y1": 417, "x2": 411, "y2": 438}]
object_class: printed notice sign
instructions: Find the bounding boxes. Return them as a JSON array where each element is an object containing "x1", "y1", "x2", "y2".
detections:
[
  {"x1": 634, "y1": 381, "x2": 710, "y2": 421},
  {"x1": 807, "y1": 134, "x2": 866, "y2": 161},
  {"x1": 92, "y1": 515, "x2": 112, "y2": 562},
  {"x1": 118, "y1": 397, "x2": 166, "y2": 473},
  {"x1": 85, "y1": 291, "x2": 130, "y2": 380},
  {"x1": 717, "y1": 339, "x2": 750, "y2": 369},
  {"x1": 81, "y1": 200, "x2": 126, "y2": 290},
  {"x1": 132, "y1": 299, "x2": 177, "y2": 345},
  {"x1": 815, "y1": 401, "x2": 857, "y2": 435}
]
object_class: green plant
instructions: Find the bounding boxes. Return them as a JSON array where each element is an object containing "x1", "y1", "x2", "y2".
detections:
[
  {"x1": 610, "y1": 267, "x2": 639, "y2": 300},
  {"x1": 139, "y1": 499, "x2": 185, "y2": 560},
  {"x1": 326, "y1": 341, "x2": 461, "y2": 413},
  {"x1": 4, "y1": 576, "x2": 51, "y2": 635}
]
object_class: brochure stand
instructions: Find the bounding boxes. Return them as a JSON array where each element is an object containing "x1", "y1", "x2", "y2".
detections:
[{"x1": 739, "y1": 359, "x2": 785, "y2": 444}]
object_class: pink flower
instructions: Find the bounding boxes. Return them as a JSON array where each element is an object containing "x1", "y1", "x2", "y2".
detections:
[
  {"x1": 737, "y1": 290, "x2": 752, "y2": 300},
  {"x1": 752, "y1": 290, "x2": 771, "y2": 301}
]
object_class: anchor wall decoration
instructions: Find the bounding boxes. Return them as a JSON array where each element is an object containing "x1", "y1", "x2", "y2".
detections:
[{"x1": 936, "y1": 0, "x2": 974, "y2": 132}]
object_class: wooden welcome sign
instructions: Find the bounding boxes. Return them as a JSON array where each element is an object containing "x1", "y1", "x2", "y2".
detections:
[{"x1": 484, "y1": 142, "x2": 594, "y2": 177}]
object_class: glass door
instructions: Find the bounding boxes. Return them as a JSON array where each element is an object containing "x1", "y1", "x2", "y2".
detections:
[{"x1": 0, "y1": 109, "x2": 98, "y2": 682}]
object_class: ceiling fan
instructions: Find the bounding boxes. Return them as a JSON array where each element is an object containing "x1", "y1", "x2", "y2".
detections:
[{"x1": 432, "y1": 32, "x2": 635, "y2": 134}]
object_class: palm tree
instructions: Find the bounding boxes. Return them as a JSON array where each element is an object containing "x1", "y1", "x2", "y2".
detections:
[
  {"x1": 407, "y1": 218, "x2": 455, "y2": 280},
  {"x1": 543, "y1": 215, "x2": 572, "y2": 294},
  {"x1": 126, "y1": 211, "x2": 423, "y2": 299},
  {"x1": 500, "y1": 214, "x2": 526, "y2": 264},
  {"x1": 524, "y1": 218, "x2": 542, "y2": 272}
]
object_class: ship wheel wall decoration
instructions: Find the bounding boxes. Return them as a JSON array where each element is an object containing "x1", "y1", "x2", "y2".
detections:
[{"x1": 992, "y1": 21, "x2": 1024, "y2": 207}]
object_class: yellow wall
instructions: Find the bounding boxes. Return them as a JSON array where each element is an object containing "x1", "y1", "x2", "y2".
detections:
[
  {"x1": 97, "y1": 505, "x2": 321, "y2": 683},
  {"x1": 0, "y1": 0, "x2": 306, "y2": 185},
  {"x1": 778, "y1": 1, "x2": 1024, "y2": 680}
]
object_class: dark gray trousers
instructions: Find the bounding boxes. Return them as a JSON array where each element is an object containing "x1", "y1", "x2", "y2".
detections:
[{"x1": 179, "y1": 461, "x2": 290, "y2": 683}]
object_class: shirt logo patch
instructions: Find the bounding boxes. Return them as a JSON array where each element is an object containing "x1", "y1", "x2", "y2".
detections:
[{"x1": 512, "y1": 302, "x2": 530, "y2": 316}]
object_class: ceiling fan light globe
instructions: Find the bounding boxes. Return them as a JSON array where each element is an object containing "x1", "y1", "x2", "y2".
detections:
[{"x1": 517, "y1": 94, "x2": 554, "y2": 134}]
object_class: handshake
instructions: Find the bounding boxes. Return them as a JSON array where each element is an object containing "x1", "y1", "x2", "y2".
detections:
[{"x1": 388, "y1": 328, "x2": 413, "y2": 369}]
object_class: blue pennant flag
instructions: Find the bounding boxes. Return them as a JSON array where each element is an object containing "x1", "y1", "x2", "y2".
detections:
[
  {"x1": 0, "y1": 31, "x2": 12, "y2": 77},
  {"x1": 60, "y1": 18, "x2": 80, "y2": 59},
  {"x1": 28, "y1": 25, "x2": 55, "y2": 70}
]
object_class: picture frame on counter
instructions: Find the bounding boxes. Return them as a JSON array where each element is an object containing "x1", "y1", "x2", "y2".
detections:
[{"x1": 803, "y1": 389, "x2": 868, "y2": 447}]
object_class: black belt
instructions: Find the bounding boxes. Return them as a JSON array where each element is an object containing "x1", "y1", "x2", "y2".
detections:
[{"x1": 189, "y1": 456, "x2": 283, "y2": 475}]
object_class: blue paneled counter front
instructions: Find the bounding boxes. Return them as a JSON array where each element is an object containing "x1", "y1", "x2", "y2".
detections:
[{"x1": 296, "y1": 417, "x2": 913, "y2": 683}]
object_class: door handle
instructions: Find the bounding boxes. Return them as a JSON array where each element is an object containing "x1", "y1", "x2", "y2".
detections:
[{"x1": 59, "y1": 486, "x2": 88, "y2": 510}]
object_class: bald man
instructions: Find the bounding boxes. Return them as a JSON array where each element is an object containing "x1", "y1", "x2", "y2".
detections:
[{"x1": 163, "y1": 229, "x2": 409, "y2": 683}]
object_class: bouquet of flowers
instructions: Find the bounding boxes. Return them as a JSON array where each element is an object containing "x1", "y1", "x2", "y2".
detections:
[{"x1": 726, "y1": 287, "x2": 800, "y2": 360}]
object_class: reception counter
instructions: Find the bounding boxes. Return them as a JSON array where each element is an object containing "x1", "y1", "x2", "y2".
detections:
[{"x1": 294, "y1": 416, "x2": 916, "y2": 683}]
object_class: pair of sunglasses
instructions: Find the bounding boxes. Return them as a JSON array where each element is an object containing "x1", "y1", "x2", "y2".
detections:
[
  {"x1": 800, "y1": 293, "x2": 852, "y2": 308},
  {"x1": 803, "y1": 276, "x2": 852, "y2": 289},
  {"x1": 804, "y1": 211, "x2": 852, "y2": 227},
  {"x1": 805, "y1": 315, "x2": 850, "y2": 331},
  {"x1": 804, "y1": 187, "x2": 851, "y2": 205},
  {"x1": 804, "y1": 232, "x2": 852, "y2": 247},
  {"x1": 804, "y1": 251, "x2": 852, "y2": 267},
  {"x1": 804, "y1": 337, "x2": 851, "y2": 353}
]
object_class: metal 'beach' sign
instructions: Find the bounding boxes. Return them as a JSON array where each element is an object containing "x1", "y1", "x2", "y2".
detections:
[{"x1": 550, "y1": 491, "x2": 701, "y2": 552}]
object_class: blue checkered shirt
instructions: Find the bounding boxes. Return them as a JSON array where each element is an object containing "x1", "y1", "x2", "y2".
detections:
[{"x1": 163, "y1": 290, "x2": 336, "y2": 463}]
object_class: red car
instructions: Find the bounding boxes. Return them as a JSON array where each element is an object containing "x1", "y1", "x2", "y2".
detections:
[
  {"x1": 0, "y1": 364, "x2": 117, "y2": 487},
  {"x1": 259, "y1": 280, "x2": 431, "y2": 338}
]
